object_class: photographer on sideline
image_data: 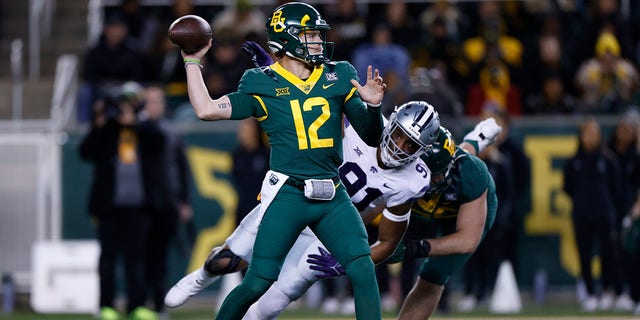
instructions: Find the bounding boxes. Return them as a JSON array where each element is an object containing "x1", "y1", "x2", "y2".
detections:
[{"x1": 79, "y1": 82, "x2": 166, "y2": 320}]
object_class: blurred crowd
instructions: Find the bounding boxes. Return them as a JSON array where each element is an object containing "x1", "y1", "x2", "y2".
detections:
[
  {"x1": 78, "y1": 0, "x2": 640, "y2": 123},
  {"x1": 75, "y1": 0, "x2": 640, "y2": 318}
]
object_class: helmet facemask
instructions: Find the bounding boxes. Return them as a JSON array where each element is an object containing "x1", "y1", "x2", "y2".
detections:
[
  {"x1": 287, "y1": 26, "x2": 333, "y2": 66},
  {"x1": 427, "y1": 160, "x2": 454, "y2": 194},
  {"x1": 380, "y1": 121, "x2": 429, "y2": 168},
  {"x1": 379, "y1": 101, "x2": 441, "y2": 168}
]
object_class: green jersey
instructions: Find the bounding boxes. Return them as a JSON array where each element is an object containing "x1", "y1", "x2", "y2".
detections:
[
  {"x1": 398, "y1": 147, "x2": 497, "y2": 285},
  {"x1": 227, "y1": 61, "x2": 382, "y2": 180},
  {"x1": 411, "y1": 147, "x2": 497, "y2": 233}
]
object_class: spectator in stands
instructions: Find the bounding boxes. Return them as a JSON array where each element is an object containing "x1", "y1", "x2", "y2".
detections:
[
  {"x1": 523, "y1": 30, "x2": 576, "y2": 112},
  {"x1": 416, "y1": 13, "x2": 466, "y2": 90},
  {"x1": 141, "y1": 30, "x2": 188, "y2": 113},
  {"x1": 609, "y1": 112, "x2": 640, "y2": 225},
  {"x1": 606, "y1": 112, "x2": 640, "y2": 311},
  {"x1": 623, "y1": 191, "x2": 640, "y2": 315},
  {"x1": 461, "y1": 2, "x2": 523, "y2": 87},
  {"x1": 499, "y1": 0, "x2": 534, "y2": 42},
  {"x1": 525, "y1": 71, "x2": 576, "y2": 114},
  {"x1": 79, "y1": 82, "x2": 164, "y2": 320},
  {"x1": 321, "y1": 0, "x2": 367, "y2": 61},
  {"x1": 106, "y1": 0, "x2": 159, "y2": 52},
  {"x1": 465, "y1": 56, "x2": 523, "y2": 116},
  {"x1": 352, "y1": 23, "x2": 410, "y2": 116},
  {"x1": 211, "y1": 0, "x2": 266, "y2": 43},
  {"x1": 140, "y1": 85, "x2": 193, "y2": 318},
  {"x1": 381, "y1": 0, "x2": 420, "y2": 51},
  {"x1": 78, "y1": 13, "x2": 142, "y2": 123},
  {"x1": 563, "y1": 118, "x2": 625, "y2": 312},
  {"x1": 161, "y1": 0, "x2": 206, "y2": 24},
  {"x1": 158, "y1": 0, "x2": 213, "y2": 44},
  {"x1": 419, "y1": 0, "x2": 466, "y2": 43},
  {"x1": 574, "y1": 31, "x2": 639, "y2": 113},
  {"x1": 576, "y1": 0, "x2": 635, "y2": 65}
]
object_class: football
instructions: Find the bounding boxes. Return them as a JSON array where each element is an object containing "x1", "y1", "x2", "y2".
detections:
[{"x1": 168, "y1": 15, "x2": 212, "y2": 54}]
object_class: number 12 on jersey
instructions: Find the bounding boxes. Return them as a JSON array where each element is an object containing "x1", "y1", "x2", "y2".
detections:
[{"x1": 290, "y1": 97, "x2": 333, "y2": 150}]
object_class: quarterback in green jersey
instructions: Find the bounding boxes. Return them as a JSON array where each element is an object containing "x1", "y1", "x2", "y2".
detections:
[{"x1": 180, "y1": 2, "x2": 386, "y2": 319}]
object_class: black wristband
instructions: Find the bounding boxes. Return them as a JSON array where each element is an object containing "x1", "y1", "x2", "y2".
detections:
[{"x1": 405, "y1": 239, "x2": 431, "y2": 259}]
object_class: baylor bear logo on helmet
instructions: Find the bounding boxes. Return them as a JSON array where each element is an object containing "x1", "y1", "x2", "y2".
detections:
[
  {"x1": 442, "y1": 135, "x2": 455, "y2": 157},
  {"x1": 269, "y1": 10, "x2": 286, "y2": 33},
  {"x1": 265, "y1": 2, "x2": 333, "y2": 66}
]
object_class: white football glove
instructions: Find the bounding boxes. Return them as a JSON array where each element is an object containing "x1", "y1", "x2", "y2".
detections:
[{"x1": 463, "y1": 117, "x2": 502, "y2": 154}]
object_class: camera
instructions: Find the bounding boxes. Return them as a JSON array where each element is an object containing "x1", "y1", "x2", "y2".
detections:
[{"x1": 97, "y1": 82, "x2": 144, "y2": 122}]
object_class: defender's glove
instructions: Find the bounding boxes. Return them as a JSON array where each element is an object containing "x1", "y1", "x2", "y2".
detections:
[
  {"x1": 405, "y1": 239, "x2": 431, "y2": 259},
  {"x1": 307, "y1": 247, "x2": 345, "y2": 279},
  {"x1": 241, "y1": 41, "x2": 273, "y2": 68},
  {"x1": 463, "y1": 117, "x2": 502, "y2": 154}
]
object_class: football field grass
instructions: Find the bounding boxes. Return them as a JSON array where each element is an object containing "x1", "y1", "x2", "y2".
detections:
[
  {"x1": 0, "y1": 304, "x2": 636, "y2": 319},
  {"x1": 1, "y1": 290, "x2": 636, "y2": 320},
  {"x1": 0, "y1": 311, "x2": 635, "y2": 319}
]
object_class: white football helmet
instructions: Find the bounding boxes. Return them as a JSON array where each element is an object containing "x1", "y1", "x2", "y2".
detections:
[{"x1": 380, "y1": 101, "x2": 440, "y2": 168}]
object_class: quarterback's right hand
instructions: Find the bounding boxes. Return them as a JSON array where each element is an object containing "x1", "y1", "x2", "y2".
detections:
[{"x1": 181, "y1": 38, "x2": 212, "y2": 60}]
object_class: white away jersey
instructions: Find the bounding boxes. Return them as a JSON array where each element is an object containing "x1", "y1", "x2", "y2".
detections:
[{"x1": 340, "y1": 120, "x2": 430, "y2": 212}]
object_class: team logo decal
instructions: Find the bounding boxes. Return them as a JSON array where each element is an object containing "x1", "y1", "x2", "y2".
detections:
[
  {"x1": 270, "y1": 10, "x2": 286, "y2": 32},
  {"x1": 300, "y1": 14, "x2": 310, "y2": 26},
  {"x1": 275, "y1": 87, "x2": 290, "y2": 96},
  {"x1": 325, "y1": 72, "x2": 338, "y2": 81},
  {"x1": 443, "y1": 138, "x2": 455, "y2": 156},
  {"x1": 269, "y1": 173, "x2": 279, "y2": 185},
  {"x1": 322, "y1": 83, "x2": 335, "y2": 89},
  {"x1": 445, "y1": 192, "x2": 457, "y2": 201}
]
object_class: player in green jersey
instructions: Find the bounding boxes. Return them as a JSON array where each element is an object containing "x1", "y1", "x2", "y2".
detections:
[
  {"x1": 387, "y1": 126, "x2": 498, "y2": 319},
  {"x1": 180, "y1": 2, "x2": 386, "y2": 319}
]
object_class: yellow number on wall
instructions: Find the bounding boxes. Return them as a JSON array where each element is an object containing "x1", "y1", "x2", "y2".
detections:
[{"x1": 186, "y1": 146, "x2": 237, "y2": 272}]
